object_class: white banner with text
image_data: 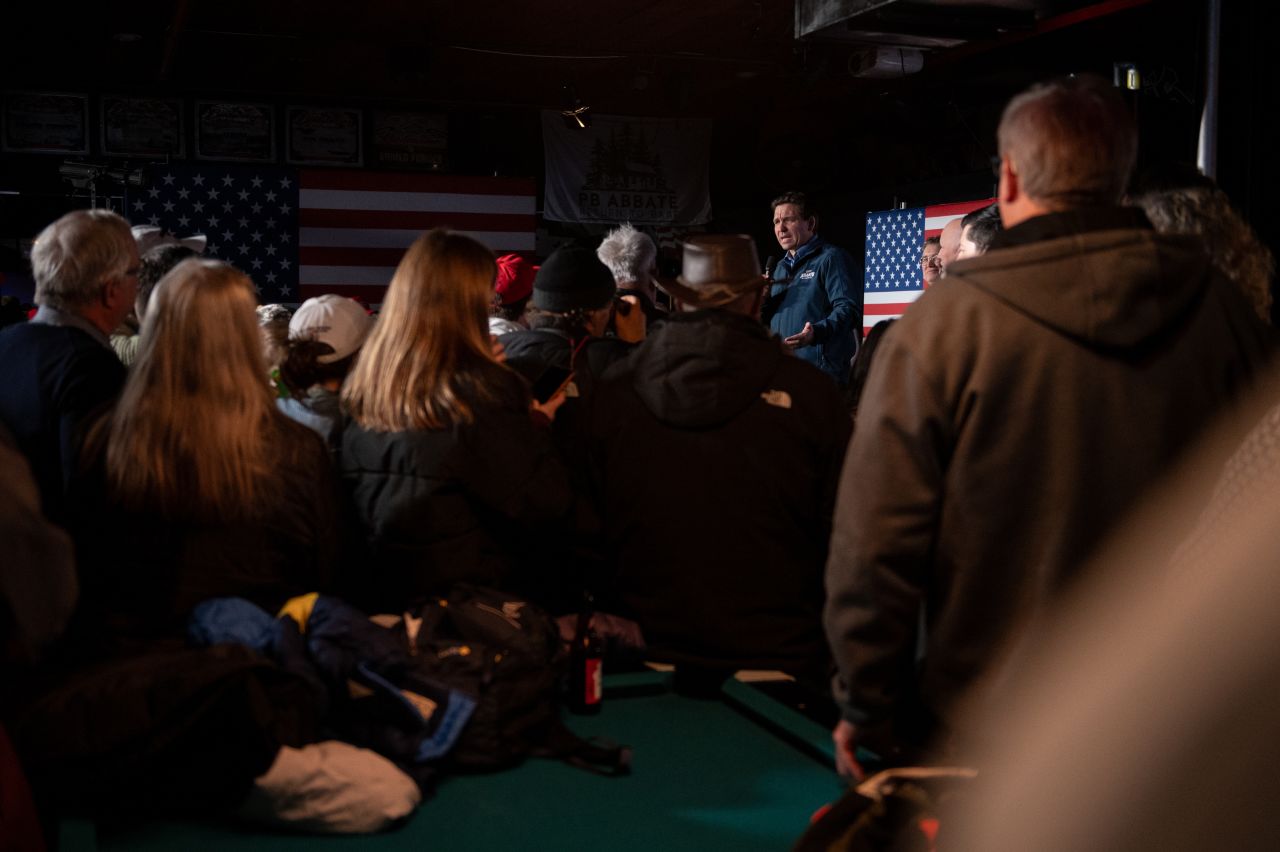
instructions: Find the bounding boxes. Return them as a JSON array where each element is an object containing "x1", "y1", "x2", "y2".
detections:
[{"x1": 542, "y1": 111, "x2": 712, "y2": 226}]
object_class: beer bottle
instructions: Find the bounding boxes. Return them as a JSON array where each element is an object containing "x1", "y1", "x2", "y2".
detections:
[{"x1": 568, "y1": 596, "x2": 603, "y2": 715}]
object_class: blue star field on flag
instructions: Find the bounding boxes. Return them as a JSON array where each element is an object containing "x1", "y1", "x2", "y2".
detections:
[
  {"x1": 863, "y1": 207, "x2": 926, "y2": 294},
  {"x1": 126, "y1": 163, "x2": 301, "y2": 303}
]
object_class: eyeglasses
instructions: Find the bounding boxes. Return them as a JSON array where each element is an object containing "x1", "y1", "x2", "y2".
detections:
[{"x1": 918, "y1": 255, "x2": 940, "y2": 267}]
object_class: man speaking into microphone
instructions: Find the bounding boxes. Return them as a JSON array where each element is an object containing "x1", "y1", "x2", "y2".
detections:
[{"x1": 762, "y1": 191, "x2": 861, "y2": 387}]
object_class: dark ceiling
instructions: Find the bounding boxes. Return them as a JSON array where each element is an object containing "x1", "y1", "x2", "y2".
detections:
[
  {"x1": 7, "y1": 0, "x2": 1277, "y2": 273},
  {"x1": 8, "y1": 0, "x2": 1147, "y2": 117},
  {"x1": 13, "y1": 0, "x2": 796, "y2": 115}
]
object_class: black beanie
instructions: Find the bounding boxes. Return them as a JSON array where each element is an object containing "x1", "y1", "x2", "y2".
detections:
[{"x1": 531, "y1": 246, "x2": 615, "y2": 313}]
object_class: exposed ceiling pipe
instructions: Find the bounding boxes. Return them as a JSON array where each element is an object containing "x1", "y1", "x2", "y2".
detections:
[
  {"x1": 927, "y1": 0, "x2": 1155, "y2": 69},
  {"x1": 1197, "y1": 0, "x2": 1221, "y2": 178},
  {"x1": 159, "y1": 0, "x2": 193, "y2": 81}
]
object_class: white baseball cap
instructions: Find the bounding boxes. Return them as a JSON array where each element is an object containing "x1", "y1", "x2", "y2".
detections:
[
  {"x1": 131, "y1": 224, "x2": 207, "y2": 255},
  {"x1": 288, "y1": 295, "x2": 373, "y2": 364}
]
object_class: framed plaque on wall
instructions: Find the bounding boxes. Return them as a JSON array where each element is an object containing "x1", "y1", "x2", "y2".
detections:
[
  {"x1": 2, "y1": 91, "x2": 89, "y2": 154},
  {"x1": 101, "y1": 95, "x2": 184, "y2": 158},
  {"x1": 286, "y1": 106, "x2": 362, "y2": 167},
  {"x1": 371, "y1": 110, "x2": 446, "y2": 170},
  {"x1": 195, "y1": 101, "x2": 276, "y2": 162}
]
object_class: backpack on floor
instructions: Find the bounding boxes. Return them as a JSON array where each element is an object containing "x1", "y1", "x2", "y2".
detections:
[{"x1": 393, "y1": 583, "x2": 630, "y2": 775}]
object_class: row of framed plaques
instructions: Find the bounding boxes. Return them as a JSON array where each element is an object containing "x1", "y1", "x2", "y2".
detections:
[{"x1": 2, "y1": 92, "x2": 447, "y2": 168}]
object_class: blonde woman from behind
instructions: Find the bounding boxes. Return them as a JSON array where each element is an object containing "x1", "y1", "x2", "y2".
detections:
[
  {"x1": 73, "y1": 258, "x2": 338, "y2": 642},
  {"x1": 339, "y1": 229, "x2": 572, "y2": 612}
]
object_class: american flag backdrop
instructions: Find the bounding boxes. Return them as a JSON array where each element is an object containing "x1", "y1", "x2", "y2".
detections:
[
  {"x1": 126, "y1": 164, "x2": 536, "y2": 304},
  {"x1": 863, "y1": 199, "x2": 993, "y2": 333}
]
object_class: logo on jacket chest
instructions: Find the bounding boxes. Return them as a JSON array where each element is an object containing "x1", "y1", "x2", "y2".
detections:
[{"x1": 798, "y1": 269, "x2": 816, "y2": 280}]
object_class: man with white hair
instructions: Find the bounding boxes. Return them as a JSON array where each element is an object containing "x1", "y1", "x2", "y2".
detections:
[
  {"x1": 824, "y1": 75, "x2": 1272, "y2": 778},
  {"x1": 0, "y1": 209, "x2": 138, "y2": 522},
  {"x1": 596, "y1": 222, "x2": 665, "y2": 326}
]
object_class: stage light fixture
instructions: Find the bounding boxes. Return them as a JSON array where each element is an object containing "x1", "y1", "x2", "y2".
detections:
[{"x1": 561, "y1": 105, "x2": 592, "y2": 129}]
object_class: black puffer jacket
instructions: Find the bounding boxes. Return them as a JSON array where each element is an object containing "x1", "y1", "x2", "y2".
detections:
[
  {"x1": 498, "y1": 328, "x2": 575, "y2": 382},
  {"x1": 338, "y1": 370, "x2": 572, "y2": 611},
  {"x1": 582, "y1": 310, "x2": 851, "y2": 674}
]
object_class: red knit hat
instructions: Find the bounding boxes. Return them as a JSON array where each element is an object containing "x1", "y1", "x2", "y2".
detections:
[{"x1": 494, "y1": 254, "x2": 538, "y2": 305}]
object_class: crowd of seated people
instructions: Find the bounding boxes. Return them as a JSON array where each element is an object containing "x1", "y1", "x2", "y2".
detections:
[{"x1": 2, "y1": 73, "x2": 1279, "y2": 843}]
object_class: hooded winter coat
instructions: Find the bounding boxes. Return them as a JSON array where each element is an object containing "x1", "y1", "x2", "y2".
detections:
[
  {"x1": 824, "y1": 209, "x2": 1274, "y2": 752},
  {"x1": 583, "y1": 310, "x2": 850, "y2": 674}
]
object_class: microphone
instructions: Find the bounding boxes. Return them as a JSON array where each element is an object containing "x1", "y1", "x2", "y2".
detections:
[{"x1": 759, "y1": 255, "x2": 783, "y2": 324}]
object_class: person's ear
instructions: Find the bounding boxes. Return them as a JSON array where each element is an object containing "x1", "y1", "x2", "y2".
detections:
[
  {"x1": 102, "y1": 275, "x2": 125, "y2": 309},
  {"x1": 999, "y1": 156, "x2": 1019, "y2": 206}
]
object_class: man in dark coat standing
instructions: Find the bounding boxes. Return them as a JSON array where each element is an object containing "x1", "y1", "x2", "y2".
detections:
[
  {"x1": 583, "y1": 235, "x2": 851, "y2": 683},
  {"x1": 0, "y1": 210, "x2": 137, "y2": 523},
  {"x1": 824, "y1": 75, "x2": 1274, "y2": 778},
  {"x1": 763, "y1": 192, "x2": 861, "y2": 386}
]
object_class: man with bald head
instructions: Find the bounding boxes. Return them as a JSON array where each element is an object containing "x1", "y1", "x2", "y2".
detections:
[
  {"x1": 824, "y1": 75, "x2": 1272, "y2": 778},
  {"x1": 936, "y1": 218, "x2": 963, "y2": 274},
  {"x1": 0, "y1": 209, "x2": 136, "y2": 522}
]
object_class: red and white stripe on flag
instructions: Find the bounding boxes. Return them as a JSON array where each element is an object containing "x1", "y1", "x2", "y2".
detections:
[
  {"x1": 923, "y1": 199, "x2": 993, "y2": 240},
  {"x1": 863, "y1": 198, "x2": 993, "y2": 335},
  {"x1": 298, "y1": 170, "x2": 537, "y2": 302}
]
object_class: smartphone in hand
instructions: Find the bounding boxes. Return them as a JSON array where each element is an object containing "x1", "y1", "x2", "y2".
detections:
[{"x1": 531, "y1": 365, "x2": 574, "y2": 404}]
